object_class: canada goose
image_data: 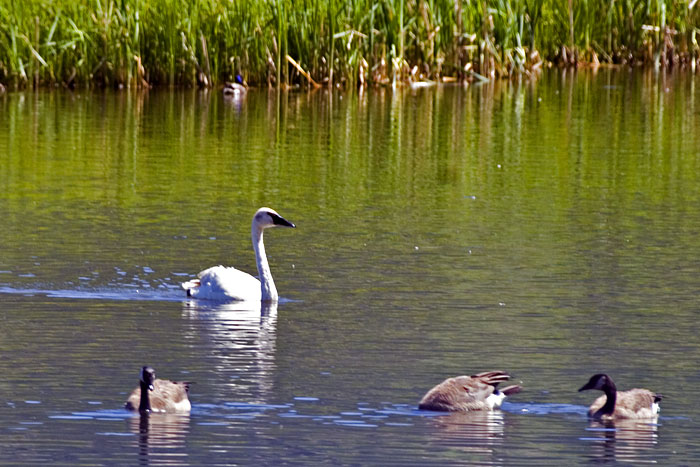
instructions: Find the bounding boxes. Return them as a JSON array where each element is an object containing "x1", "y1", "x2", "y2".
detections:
[
  {"x1": 181, "y1": 207, "x2": 296, "y2": 302},
  {"x1": 419, "y1": 370, "x2": 522, "y2": 412},
  {"x1": 125, "y1": 366, "x2": 192, "y2": 413},
  {"x1": 578, "y1": 373, "x2": 662, "y2": 420},
  {"x1": 223, "y1": 74, "x2": 247, "y2": 96}
]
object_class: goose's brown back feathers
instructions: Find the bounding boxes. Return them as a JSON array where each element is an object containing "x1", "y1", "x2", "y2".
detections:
[
  {"x1": 588, "y1": 388, "x2": 661, "y2": 419},
  {"x1": 579, "y1": 373, "x2": 661, "y2": 420},
  {"x1": 419, "y1": 370, "x2": 522, "y2": 412},
  {"x1": 125, "y1": 367, "x2": 192, "y2": 413}
]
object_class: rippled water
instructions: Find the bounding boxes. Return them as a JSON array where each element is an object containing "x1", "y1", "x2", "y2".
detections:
[{"x1": 1, "y1": 70, "x2": 699, "y2": 465}]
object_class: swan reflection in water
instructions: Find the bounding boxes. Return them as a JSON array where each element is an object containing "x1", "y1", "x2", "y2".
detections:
[
  {"x1": 129, "y1": 413, "x2": 191, "y2": 466},
  {"x1": 181, "y1": 300, "x2": 278, "y2": 401},
  {"x1": 424, "y1": 410, "x2": 509, "y2": 459},
  {"x1": 583, "y1": 418, "x2": 659, "y2": 463}
]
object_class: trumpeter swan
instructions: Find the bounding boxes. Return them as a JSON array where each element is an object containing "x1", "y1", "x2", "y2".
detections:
[
  {"x1": 579, "y1": 373, "x2": 662, "y2": 420},
  {"x1": 419, "y1": 370, "x2": 522, "y2": 412},
  {"x1": 125, "y1": 366, "x2": 191, "y2": 413},
  {"x1": 181, "y1": 207, "x2": 295, "y2": 302}
]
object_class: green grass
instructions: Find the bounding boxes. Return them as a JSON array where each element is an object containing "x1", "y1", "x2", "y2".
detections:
[{"x1": 1, "y1": 0, "x2": 698, "y2": 89}]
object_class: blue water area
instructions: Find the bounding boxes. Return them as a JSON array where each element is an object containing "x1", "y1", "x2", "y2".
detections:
[{"x1": 2, "y1": 73, "x2": 700, "y2": 465}]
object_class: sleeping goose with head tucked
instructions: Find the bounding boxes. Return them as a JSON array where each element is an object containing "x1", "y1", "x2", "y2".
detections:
[
  {"x1": 578, "y1": 373, "x2": 662, "y2": 420},
  {"x1": 419, "y1": 370, "x2": 522, "y2": 412}
]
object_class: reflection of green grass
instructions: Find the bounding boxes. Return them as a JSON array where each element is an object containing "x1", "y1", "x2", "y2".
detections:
[{"x1": 1, "y1": 0, "x2": 698, "y2": 89}]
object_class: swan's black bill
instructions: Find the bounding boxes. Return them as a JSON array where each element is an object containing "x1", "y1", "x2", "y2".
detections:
[{"x1": 272, "y1": 214, "x2": 295, "y2": 228}]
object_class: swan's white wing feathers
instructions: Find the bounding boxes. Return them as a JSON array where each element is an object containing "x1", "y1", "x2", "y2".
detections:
[{"x1": 183, "y1": 265, "x2": 261, "y2": 301}]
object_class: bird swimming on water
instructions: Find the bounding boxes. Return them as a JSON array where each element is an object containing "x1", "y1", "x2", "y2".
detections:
[
  {"x1": 125, "y1": 366, "x2": 191, "y2": 413},
  {"x1": 223, "y1": 74, "x2": 247, "y2": 96},
  {"x1": 419, "y1": 370, "x2": 522, "y2": 412},
  {"x1": 578, "y1": 373, "x2": 662, "y2": 420},
  {"x1": 181, "y1": 207, "x2": 296, "y2": 302}
]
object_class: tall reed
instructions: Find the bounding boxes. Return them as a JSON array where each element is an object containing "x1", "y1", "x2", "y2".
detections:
[{"x1": 1, "y1": 0, "x2": 698, "y2": 89}]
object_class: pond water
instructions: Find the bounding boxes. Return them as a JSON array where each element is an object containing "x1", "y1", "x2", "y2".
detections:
[{"x1": 1, "y1": 69, "x2": 699, "y2": 465}]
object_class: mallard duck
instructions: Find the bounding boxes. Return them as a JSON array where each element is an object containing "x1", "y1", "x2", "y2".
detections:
[{"x1": 223, "y1": 74, "x2": 247, "y2": 96}]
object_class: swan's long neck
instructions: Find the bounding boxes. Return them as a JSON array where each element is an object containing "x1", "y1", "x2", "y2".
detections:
[{"x1": 252, "y1": 225, "x2": 277, "y2": 302}]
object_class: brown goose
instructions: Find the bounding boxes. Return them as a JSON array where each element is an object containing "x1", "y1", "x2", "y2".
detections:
[
  {"x1": 419, "y1": 370, "x2": 522, "y2": 412},
  {"x1": 578, "y1": 373, "x2": 662, "y2": 420},
  {"x1": 125, "y1": 366, "x2": 192, "y2": 413}
]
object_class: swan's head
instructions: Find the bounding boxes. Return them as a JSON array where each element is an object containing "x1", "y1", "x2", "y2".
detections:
[
  {"x1": 578, "y1": 373, "x2": 613, "y2": 393},
  {"x1": 253, "y1": 207, "x2": 296, "y2": 230},
  {"x1": 140, "y1": 366, "x2": 156, "y2": 391}
]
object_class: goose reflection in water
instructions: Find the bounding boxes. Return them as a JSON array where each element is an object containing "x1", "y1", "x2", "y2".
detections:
[
  {"x1": 425, "y1": 410, "x2": 509, "y2": 458},
  {"x1": 181, "y1": 300, "x2": 278, "y2": 401},
  {"x1": 583, "y1": 418, "x2": 659, "y2": 464},
  {"x1": 129, "y1": 413, "x2": 191, "y2": 466}
]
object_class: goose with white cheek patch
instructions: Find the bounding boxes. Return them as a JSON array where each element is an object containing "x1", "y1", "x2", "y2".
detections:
[
  {"x1": 125, "y1": 366, "x2": 191, "y2": 413},
  {"x1": 181, "y1": 207, "x2": 296, "y2": 302},
  {"x1": 578, "y1": 373, "x2": 662, "y2": 420},
  {"x1": 419, "y1": 371, "x2": 522, "y2": 412}
]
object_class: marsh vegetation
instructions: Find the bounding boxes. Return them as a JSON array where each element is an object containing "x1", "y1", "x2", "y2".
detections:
[{"x1": 1, "y1": 1, "x2": 699, "y2": 88}]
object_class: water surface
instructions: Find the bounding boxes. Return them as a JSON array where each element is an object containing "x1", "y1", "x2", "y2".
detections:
[{"x1": 1, "y1": 69, "x2": 699, "y2": 464}]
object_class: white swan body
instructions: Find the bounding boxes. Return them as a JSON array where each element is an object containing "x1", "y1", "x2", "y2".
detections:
[
  {"x1": 182, "y1": 265, "x2": 263, "y2": 301},
  {"x1": 181, "y1": 207, "x2": 295, "y2": 302}
]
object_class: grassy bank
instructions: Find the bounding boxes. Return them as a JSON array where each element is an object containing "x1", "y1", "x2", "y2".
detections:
[{"x1": 1, "y1": 0, "x2": 699, "y2": 90}]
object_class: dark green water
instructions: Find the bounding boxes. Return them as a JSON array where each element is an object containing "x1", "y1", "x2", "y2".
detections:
[{"x1": 1, "y1": 69, "x2": 699, "y2": 465}]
